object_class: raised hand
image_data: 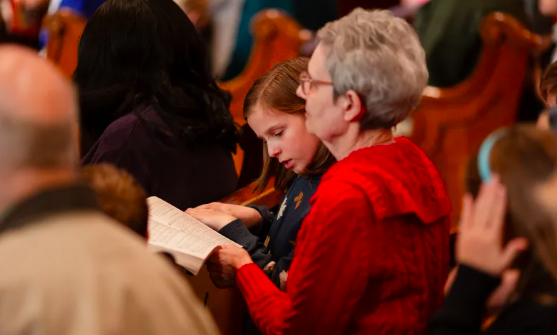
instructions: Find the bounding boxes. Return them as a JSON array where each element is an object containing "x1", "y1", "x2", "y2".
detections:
[{"x1": 456, "y1": 176, "x2": 528, "y2": 276}]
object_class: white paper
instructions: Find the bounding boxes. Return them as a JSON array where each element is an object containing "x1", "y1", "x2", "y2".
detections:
[{"x1": 147, "y1": 197, "x2": 239, "y2": 275}]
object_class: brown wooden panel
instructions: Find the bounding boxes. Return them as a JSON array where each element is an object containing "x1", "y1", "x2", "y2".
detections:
[
  {"x1": 43, "y1": 8, "x2": 87, "y2": 78},
  {"x1": 409, "y1": 12, "x2": 551, "y2": 227},
  {"x1": 220, "y1": 179, "x2": 283, "y2": 208},
  {"x1": 185, "y1": 267, "x2": 246, "y2": 335}
]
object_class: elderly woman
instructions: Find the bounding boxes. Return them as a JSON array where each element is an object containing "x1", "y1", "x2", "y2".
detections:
[{"x1": 206, "y1": 9, "x2": 451, "y2": 335}]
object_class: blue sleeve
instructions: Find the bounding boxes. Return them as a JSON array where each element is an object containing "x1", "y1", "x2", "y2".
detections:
[
  {"x1": 219, "y1": 219, "x2": 291, "y2": 289},
  {"x1": 59, "y1": 0, "x2": 105, "y2": 17},
  {"x1": 248, "y1": 205, "x2": 274, "y2": 240}
]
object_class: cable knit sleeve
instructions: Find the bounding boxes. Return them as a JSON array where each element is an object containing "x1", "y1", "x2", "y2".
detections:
[{"x1": 235, "y1": 180, "x2": 372, "y2": 335}]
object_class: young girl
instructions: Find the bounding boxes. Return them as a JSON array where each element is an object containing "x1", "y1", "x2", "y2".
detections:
[
  {"x1": 187, "y1": 57, "x2": 336, "y2": 291},
  {"x1": 429, "y1": 125, "x2": 557, "y2": 335}
]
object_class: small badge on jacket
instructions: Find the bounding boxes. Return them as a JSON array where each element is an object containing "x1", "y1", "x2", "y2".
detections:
[
  {"x1": 277, "y1": 196, "x2": 287, "y2": 219},
  {"x1": 294, "y1": 191, "x2": 303, "y2": 209}
]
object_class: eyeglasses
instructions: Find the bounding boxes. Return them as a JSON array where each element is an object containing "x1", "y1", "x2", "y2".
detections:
[{"x1": 299, "y1": 71, "x2": 333, "y2": 96}]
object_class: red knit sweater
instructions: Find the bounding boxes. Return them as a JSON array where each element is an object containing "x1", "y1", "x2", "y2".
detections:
[{"x1": 237, "y1": 137, "x2": 452, "y2": 335}]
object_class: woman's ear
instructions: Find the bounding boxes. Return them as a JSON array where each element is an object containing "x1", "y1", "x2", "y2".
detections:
[{"x1": 342, "y1": 89, "x2": 365, "y2": 123}]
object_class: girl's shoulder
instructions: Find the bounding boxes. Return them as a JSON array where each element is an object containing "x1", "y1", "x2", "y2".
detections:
[{"x1": 288, "y1": 174, "x2": 323, "y2": 193}]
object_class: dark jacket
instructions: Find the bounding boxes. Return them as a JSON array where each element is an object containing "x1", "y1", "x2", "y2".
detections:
[
  {"x1": 219, "y1": 174, "x2": 322, "y2": 289},
  {"x1": 81, "y1": 103, "x2": 238, "y2": 210},
  {"x1": 219, "y1": 174, "x2": 322, "y2": 335},
  {"x1": 428, "y1": 264, "x2": 557, "y2": 335}
]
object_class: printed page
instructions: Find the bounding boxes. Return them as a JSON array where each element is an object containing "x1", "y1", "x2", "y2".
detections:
[
  {"x1": 147, "y1": 197, "x2": 240, "y2": 274},
  {"x1": 147, "y1": 218, "x2": 205, "y2": 273}
]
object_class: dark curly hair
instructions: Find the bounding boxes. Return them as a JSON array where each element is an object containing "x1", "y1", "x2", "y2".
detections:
[{"x1": 74, "y1": 0, "x2": 239, "y2": 154}]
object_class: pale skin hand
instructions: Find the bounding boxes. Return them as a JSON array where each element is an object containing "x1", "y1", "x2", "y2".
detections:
[
  {"x1": 185, "y1": 207, "x2": 237, "y2": 231},
  {"x1": 537, "y1": 111, "x2": 550, "y2": 130},
  {"x1": 194, "y1": 202, "x2": 262, "y2": 229},
  {"x1": 457, "y1": 176, "x2": 528, "y2": 276},
  {"x1": 206, "y1": 245, "x2": 253, "y2": 288}
]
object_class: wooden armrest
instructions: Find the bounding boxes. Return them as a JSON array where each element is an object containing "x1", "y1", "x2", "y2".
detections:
[
  {"x1": 408, "y1": 12, "x2": 551, "y2": 227},
  {"x1": 220, "y1": 179, "x2": 283, "y2": 208},
  {"x1": 42, "y1": 8, "x2": 87, "y2": 78},
  {"x1": 419, "y1": 12, "x2": 550, "y2": 104}
]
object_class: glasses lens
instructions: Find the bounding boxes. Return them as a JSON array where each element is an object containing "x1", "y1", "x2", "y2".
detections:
[{"x1": 300, "y1": 72, "x2": 310, "y2": 95}]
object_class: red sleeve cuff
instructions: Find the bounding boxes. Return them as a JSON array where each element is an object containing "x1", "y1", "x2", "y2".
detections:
[{"x1": 237, "y1": 263, "x2": 280, "y2": 303}]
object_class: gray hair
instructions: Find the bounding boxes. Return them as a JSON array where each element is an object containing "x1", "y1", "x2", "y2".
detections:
[
  {"x1": 0, "y1": 114, "x2": 76, "y2": 171},
  {"x1": 317, "y1": 8, "x2": 428, "y2": 129}
]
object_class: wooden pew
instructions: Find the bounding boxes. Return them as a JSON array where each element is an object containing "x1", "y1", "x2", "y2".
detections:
[
  {"x1": 219, "y1": 9, "x2": 312, "y2": 125},
  {"x1": 409, "y1": 12, "x2": 551, "y2": 226}
]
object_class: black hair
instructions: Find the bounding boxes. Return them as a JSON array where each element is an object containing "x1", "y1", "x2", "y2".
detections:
[{"x1": 74, "y1": 0, "x2": 239, "y2": 154}]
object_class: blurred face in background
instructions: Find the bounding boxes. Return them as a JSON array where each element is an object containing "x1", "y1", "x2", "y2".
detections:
[
  {"x1": 539, "y1": 0, "x2": 557, "y2": 16},
  {"x1": 1, "y1": 0, "x2": 50, "y2": 34}
]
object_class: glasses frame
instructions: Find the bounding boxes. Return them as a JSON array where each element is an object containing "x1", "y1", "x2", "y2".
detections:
[{"x1": 299, "y1": 71, "x2": 333, "y2": 96}]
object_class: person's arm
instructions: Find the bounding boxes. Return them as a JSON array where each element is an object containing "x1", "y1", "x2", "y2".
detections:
[
  {"x1": 234, "y1": 181, "x2": 372, "y2": 335},
  {"x1": 428, "y1": 264, "x2": 501, "y2": 335},
  {"x1": 429, "y1": 178, "x2": 527, "y2": 335},
  {"x1": 247, "y1": 205, "x2": 274, "y2": 239}
]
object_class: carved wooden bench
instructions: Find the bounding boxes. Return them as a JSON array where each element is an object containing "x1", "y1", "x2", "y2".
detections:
[
  {"x1": 408, "y1": 12, "x2": 550, "y2": 226},
  {"x1": 42, "y1": 8, "x2": 87, "y2": 78}
]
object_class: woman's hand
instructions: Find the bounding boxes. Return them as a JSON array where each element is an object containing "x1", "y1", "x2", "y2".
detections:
[
  {"x1": 196, "y1": 202, "x2": 262, "y2": 228},
  {"x1": 206, "y1": 245, "x2": 253, "y2": 288},
  {"x1": 185, "y1": 208, "x2": 236, "y2": 231},
  {"x1": 456, "y1": 176, "x2": 528, "y2": 276}
]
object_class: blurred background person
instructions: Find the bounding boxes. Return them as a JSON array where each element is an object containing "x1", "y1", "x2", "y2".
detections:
[
  {"x1": 0, "y1": 44, "x2": 220, "y2": 335},
  {"x1": 76, "y1": 0, "x2": 239, "y2": 211}
]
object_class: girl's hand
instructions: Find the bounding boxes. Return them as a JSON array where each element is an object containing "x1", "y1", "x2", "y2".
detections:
[
  {"x1": 195, "y1": 202, "x2": 262, "y2": 228},
  {"x1": 456, "y1": 176, "x2": 528, "y2": 276},
  {"x1": 185, "y1": 208, "x2": 236, "y2": 231}
]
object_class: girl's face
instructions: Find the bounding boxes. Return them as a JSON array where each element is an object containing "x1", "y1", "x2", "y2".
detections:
[{"x1": 248, "y1": 105, "x2": 321, "y2": 174}]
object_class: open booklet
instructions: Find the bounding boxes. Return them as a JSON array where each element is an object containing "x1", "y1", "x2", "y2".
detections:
[{"x1": 147, "y1": 196, "x2": 241, "y2": 275}]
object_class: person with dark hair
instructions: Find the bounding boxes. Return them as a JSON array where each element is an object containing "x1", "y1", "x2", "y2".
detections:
[
  {"x1": 77, "y1": 0, "x2": 239, "y2": 211},
  {"x1": 80, "y1": 163, "x2": 149, "y2": 239}
]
